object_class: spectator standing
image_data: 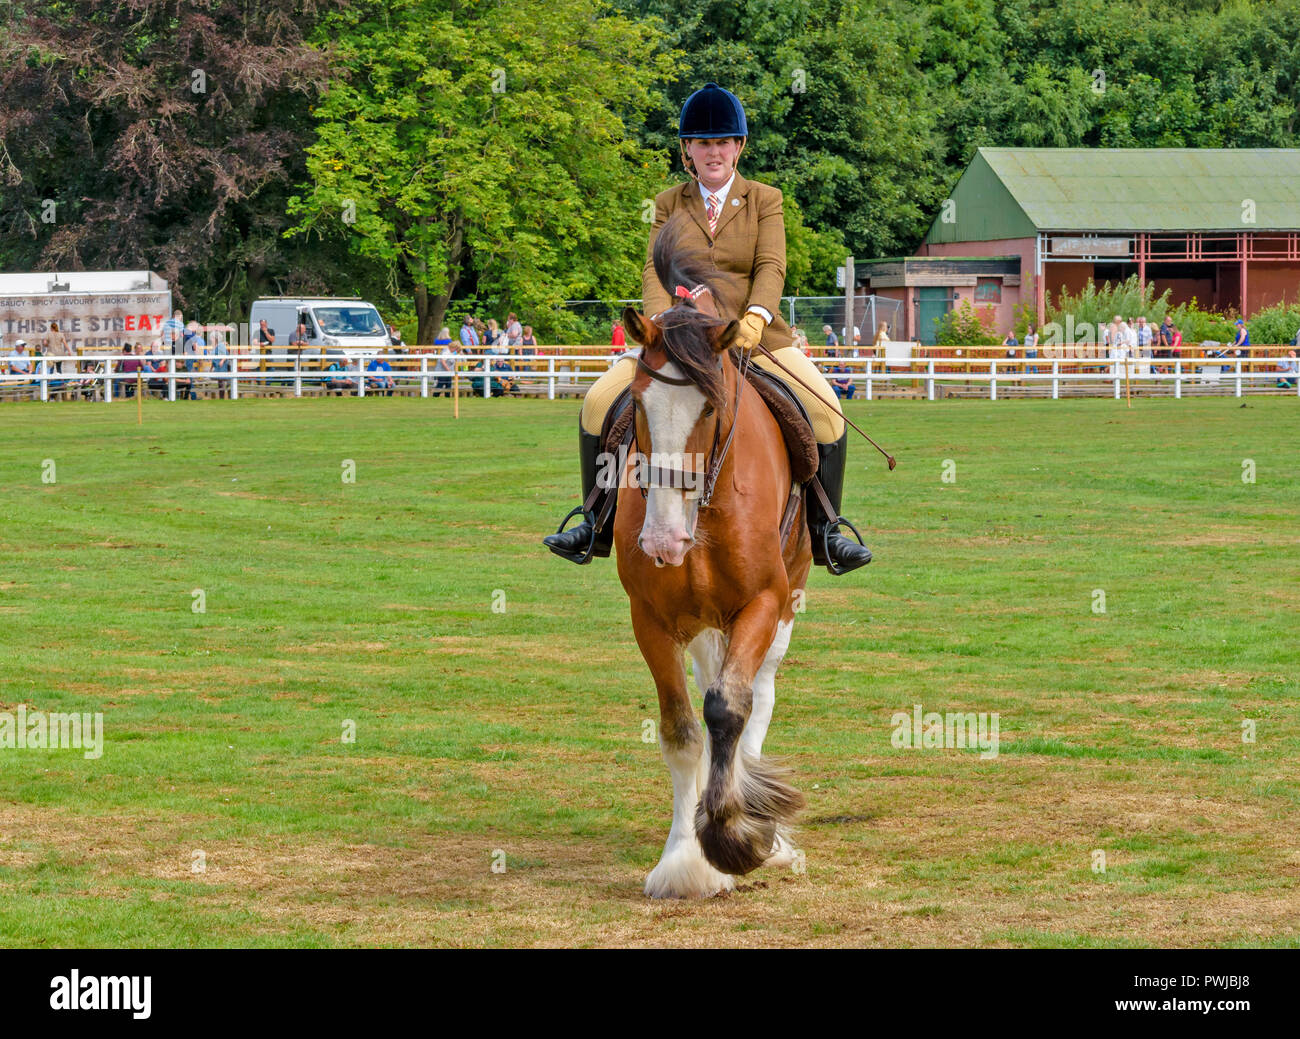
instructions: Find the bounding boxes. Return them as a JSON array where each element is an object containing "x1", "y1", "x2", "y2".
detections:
[
  {"x1": 823, "y1": 324, "x2": 838, "y2": 357},
  {"x1": 1112, "y1": 316, "x2": 1132, "y2": 356},
  {"x1": 611, "y1": 320, "x2": 626, "y2": 352},
  {"x1": 1156, "y1": 316, "x2": 1174, "y2": 371},
  {"x1": 791, "y1": 325, "x2": 811, "y2": 356},
  {"x1": 208, "y1": 325, "x2": 231, "y2": 395},
  {"x1": 256, "y1": 319, "x2": 276, "y2": 352},
  {"x1": 505, "y1": 313, "x2": 523, "y2": 348},
  {"x1": 433, "y1": 340, "x2": 461, "y2": 397},
  {"x1": 1134, "y1": 316, "x2": 1153, "y2": 357},
  {"x1": 459, "y1": 316, "x2": 479, "y2": 349},
  {"x1": 520, "y1": 326, "x2": 538, "y2": 354},
  {"x1": 483, "y1": 318, "x2": 503, "y2": 351},
  {"x1": 388, "y1": 324, "x2": 405, "y2": 350},
  {"x1": 1158, "y1": 316, "x2": 1174, "y2": 351},
  {"x1": 289, "y1": 323, "x2": 310, "y2": 349},
  {"x1": 1003, "y1": 329, "x2": 1018, "y2": 357},
  {"x1": 46, "y1": 321, "x2": 72, "y2": 374},
  {"x1": 1024, "y1": 323, "x2": 1039, "y2": 372},
  {"x1": 181, "y1": 321, "x2": 205, "y2": 382},
  {"x1": 161, "y1": 310, "x2": 185, "y2": 354},
  {"x1": 871, "y1": 321, "x2": 889, "y2": 358}
]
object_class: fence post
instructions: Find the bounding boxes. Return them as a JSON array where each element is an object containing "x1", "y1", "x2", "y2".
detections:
[
  {"x1": 927, "y1": 357, "x2": 935, "y2": 401},
  {"x1": 105, "y1": 358, "x2": 113, "y2": 403},
  {"x1": 548, "y1": 356, "x2": 556, "y2": 400},
  {"x1": 989, "y1": 360, "x2": 997, "y2": 401},
  {"x1": 1234, "y1": 359, "x2": 1242, "y2": 398},
  {"x1": 167, "y1": 357, "x2": 176, "y2": 402},
  {"x1": 1174, "y1": 359, "x2": 1181, "y2": 399},
  {"x1": 358, "y1": 357, "x2": 366, "y2": 397},
  {"x1": 39, "y1": 358, "x2": 48, "y2": 402},
  {"x1": 1051, "y1": 359, "x2": 1059, "y2": 399},
  {"x1": 864, "y1": 358, "x2": 872, "y2": 401},
  {"x1": 293, "y1": 352, "x2": 302, "y2": 398},
  {"x1": 1113, "y1": 356, "x2": 1120, "y2": 399},
  {"x1": 482, "y1": 355, "x2": 490, "y2": 398},
  {"x1": 421, "y1": 355, "x2": 429, "y2": 398}
]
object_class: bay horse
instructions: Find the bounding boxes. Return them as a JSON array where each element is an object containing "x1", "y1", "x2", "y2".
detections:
[{"x1": 615, "y1": 216, "x2": 810, "y2": 898}]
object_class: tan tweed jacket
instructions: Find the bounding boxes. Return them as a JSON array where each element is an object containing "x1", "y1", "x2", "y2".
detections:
[{"x1": 642, "y1": 173, "x2": 792, "y2": 351}]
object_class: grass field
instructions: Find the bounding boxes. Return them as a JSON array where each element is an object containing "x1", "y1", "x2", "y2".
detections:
[{"x1": 1, "y1": 394, "x2": 1297, "y2": 948}]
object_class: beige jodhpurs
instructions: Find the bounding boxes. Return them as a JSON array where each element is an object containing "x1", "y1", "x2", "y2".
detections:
[{"x1": 579, "y1": 347, "x2": 845, "y2": 443}]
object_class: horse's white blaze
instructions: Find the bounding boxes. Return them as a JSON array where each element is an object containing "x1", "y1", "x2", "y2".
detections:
[
  {"x1": 645, "y1": 734, "x2": 734, "y2": 898},
  {"x1": 638, "y1": 365, "x2": 707, "y2": 565}
]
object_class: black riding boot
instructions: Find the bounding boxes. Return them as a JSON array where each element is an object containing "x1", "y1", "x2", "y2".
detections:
[
  {"x1": 809, "y1": 432, "x2": 873, "y2": 575},
  {"x1": 543, "y1": 427, "x2": 615, "y2": 564}
]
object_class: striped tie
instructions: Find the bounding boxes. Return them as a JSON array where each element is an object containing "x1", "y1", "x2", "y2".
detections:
[{"x1": 706, "y1": 193, "x2": 720, "y2": 236}]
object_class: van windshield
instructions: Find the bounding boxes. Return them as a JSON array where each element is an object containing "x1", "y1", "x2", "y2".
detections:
[{"x1": 312, "y1": 306, "x2": 386, "y2": 337}]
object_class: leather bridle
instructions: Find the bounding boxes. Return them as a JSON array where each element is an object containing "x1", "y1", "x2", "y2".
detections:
[{"x1": 634, "y1": 346, "x2": 750, "y2": 509}]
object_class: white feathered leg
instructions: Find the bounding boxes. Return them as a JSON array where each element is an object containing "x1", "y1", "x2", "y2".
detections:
[{"x1": 644, "y1": 734, "x2": 735, "y2": 898}]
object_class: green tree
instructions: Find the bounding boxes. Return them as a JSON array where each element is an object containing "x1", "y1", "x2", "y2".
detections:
[
  {"x1": 620, "y1": 0, "x2": 946, "y2": 276},
  {"x1": 0, "y1": 0, "x2": 345, "y2": 322},
  {"x1": 288, "y1": 0, "x2": 674, "y2": 343}
]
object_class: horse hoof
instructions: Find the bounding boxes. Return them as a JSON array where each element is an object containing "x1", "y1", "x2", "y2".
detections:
[
  {"x1": 762, "y1": 829, "x2": 799, "y2": 870},
  {"x1": 645, "y1": 842, "x2": 735, "y2": 899}
]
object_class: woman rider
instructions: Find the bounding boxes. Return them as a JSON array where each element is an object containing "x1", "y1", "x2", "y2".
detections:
[{"x1": 544, "y1": 83, "x2": 871, "y2": 575}]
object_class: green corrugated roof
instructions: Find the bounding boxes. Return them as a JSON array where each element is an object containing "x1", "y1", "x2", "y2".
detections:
[{"x1": 926, "y1": 148, "x2": 1300, "y2": 241}]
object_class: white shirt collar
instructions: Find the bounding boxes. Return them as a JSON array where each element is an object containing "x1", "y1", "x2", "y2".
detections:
[{"x1": 698, "y1": 172, "x2": 736, "y2": 209}]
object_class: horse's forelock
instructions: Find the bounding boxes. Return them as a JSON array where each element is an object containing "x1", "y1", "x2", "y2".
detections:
[{"x1": 657, "y1": 308, "x2": 728, "y2": 411}]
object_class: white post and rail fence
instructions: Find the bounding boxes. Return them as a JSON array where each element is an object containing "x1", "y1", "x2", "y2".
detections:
[{"x1": 1, "y1": 345, "x2": 1298, "y2": 403}]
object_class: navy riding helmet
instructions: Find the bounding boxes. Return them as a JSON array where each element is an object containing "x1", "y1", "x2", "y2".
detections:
[{"x1": 678, "y1": 83, "x2": 748, "y2": 139}]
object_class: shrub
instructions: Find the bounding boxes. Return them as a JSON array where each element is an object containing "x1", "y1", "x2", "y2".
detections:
[
  {"x1": 1241, "y1": 301, "x2": 1300, "y2": 346},
  {"x1": 1044, "y1": 276, "x2": 1236, "y2": 345},
  {"x1": 934, "y1": 299, "x2": 1002, "y2": 346},
  {"x1": 1167, "y1": 299, "x2": 1235, "y2": 345}
]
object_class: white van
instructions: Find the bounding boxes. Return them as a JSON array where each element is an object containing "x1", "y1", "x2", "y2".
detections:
[{"x1": 249, "y1": 297, "x2": 392, "y2": 354}]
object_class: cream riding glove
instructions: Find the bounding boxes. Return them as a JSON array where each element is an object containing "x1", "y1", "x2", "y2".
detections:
[{"x1": 734, "y1": 311, "x2": 767, "y2": 353}]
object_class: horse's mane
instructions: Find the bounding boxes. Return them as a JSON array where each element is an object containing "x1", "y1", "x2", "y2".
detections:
[{"x1": 651, "y1": 213, "x2": 729, "y2": 410}]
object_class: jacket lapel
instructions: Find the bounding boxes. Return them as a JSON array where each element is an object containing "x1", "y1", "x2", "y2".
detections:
[
  {"x1": 680, "y1": 182, "x2": 711, "y2": 240},
  {"x1": 711, "y1": 172, "x2": 749, "y2": 239}
]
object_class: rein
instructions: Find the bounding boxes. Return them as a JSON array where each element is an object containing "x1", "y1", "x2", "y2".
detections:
[{"x1": 752, "y1": 344, "x2": 897, "y2": 470}]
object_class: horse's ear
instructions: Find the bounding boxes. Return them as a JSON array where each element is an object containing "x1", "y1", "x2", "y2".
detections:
[
  {"x1": 623, "y1": 307, "x2": 652, "y2": 346},
  {"x1": 715, "y1": 319, "x2": 739, "y2": 353}
]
